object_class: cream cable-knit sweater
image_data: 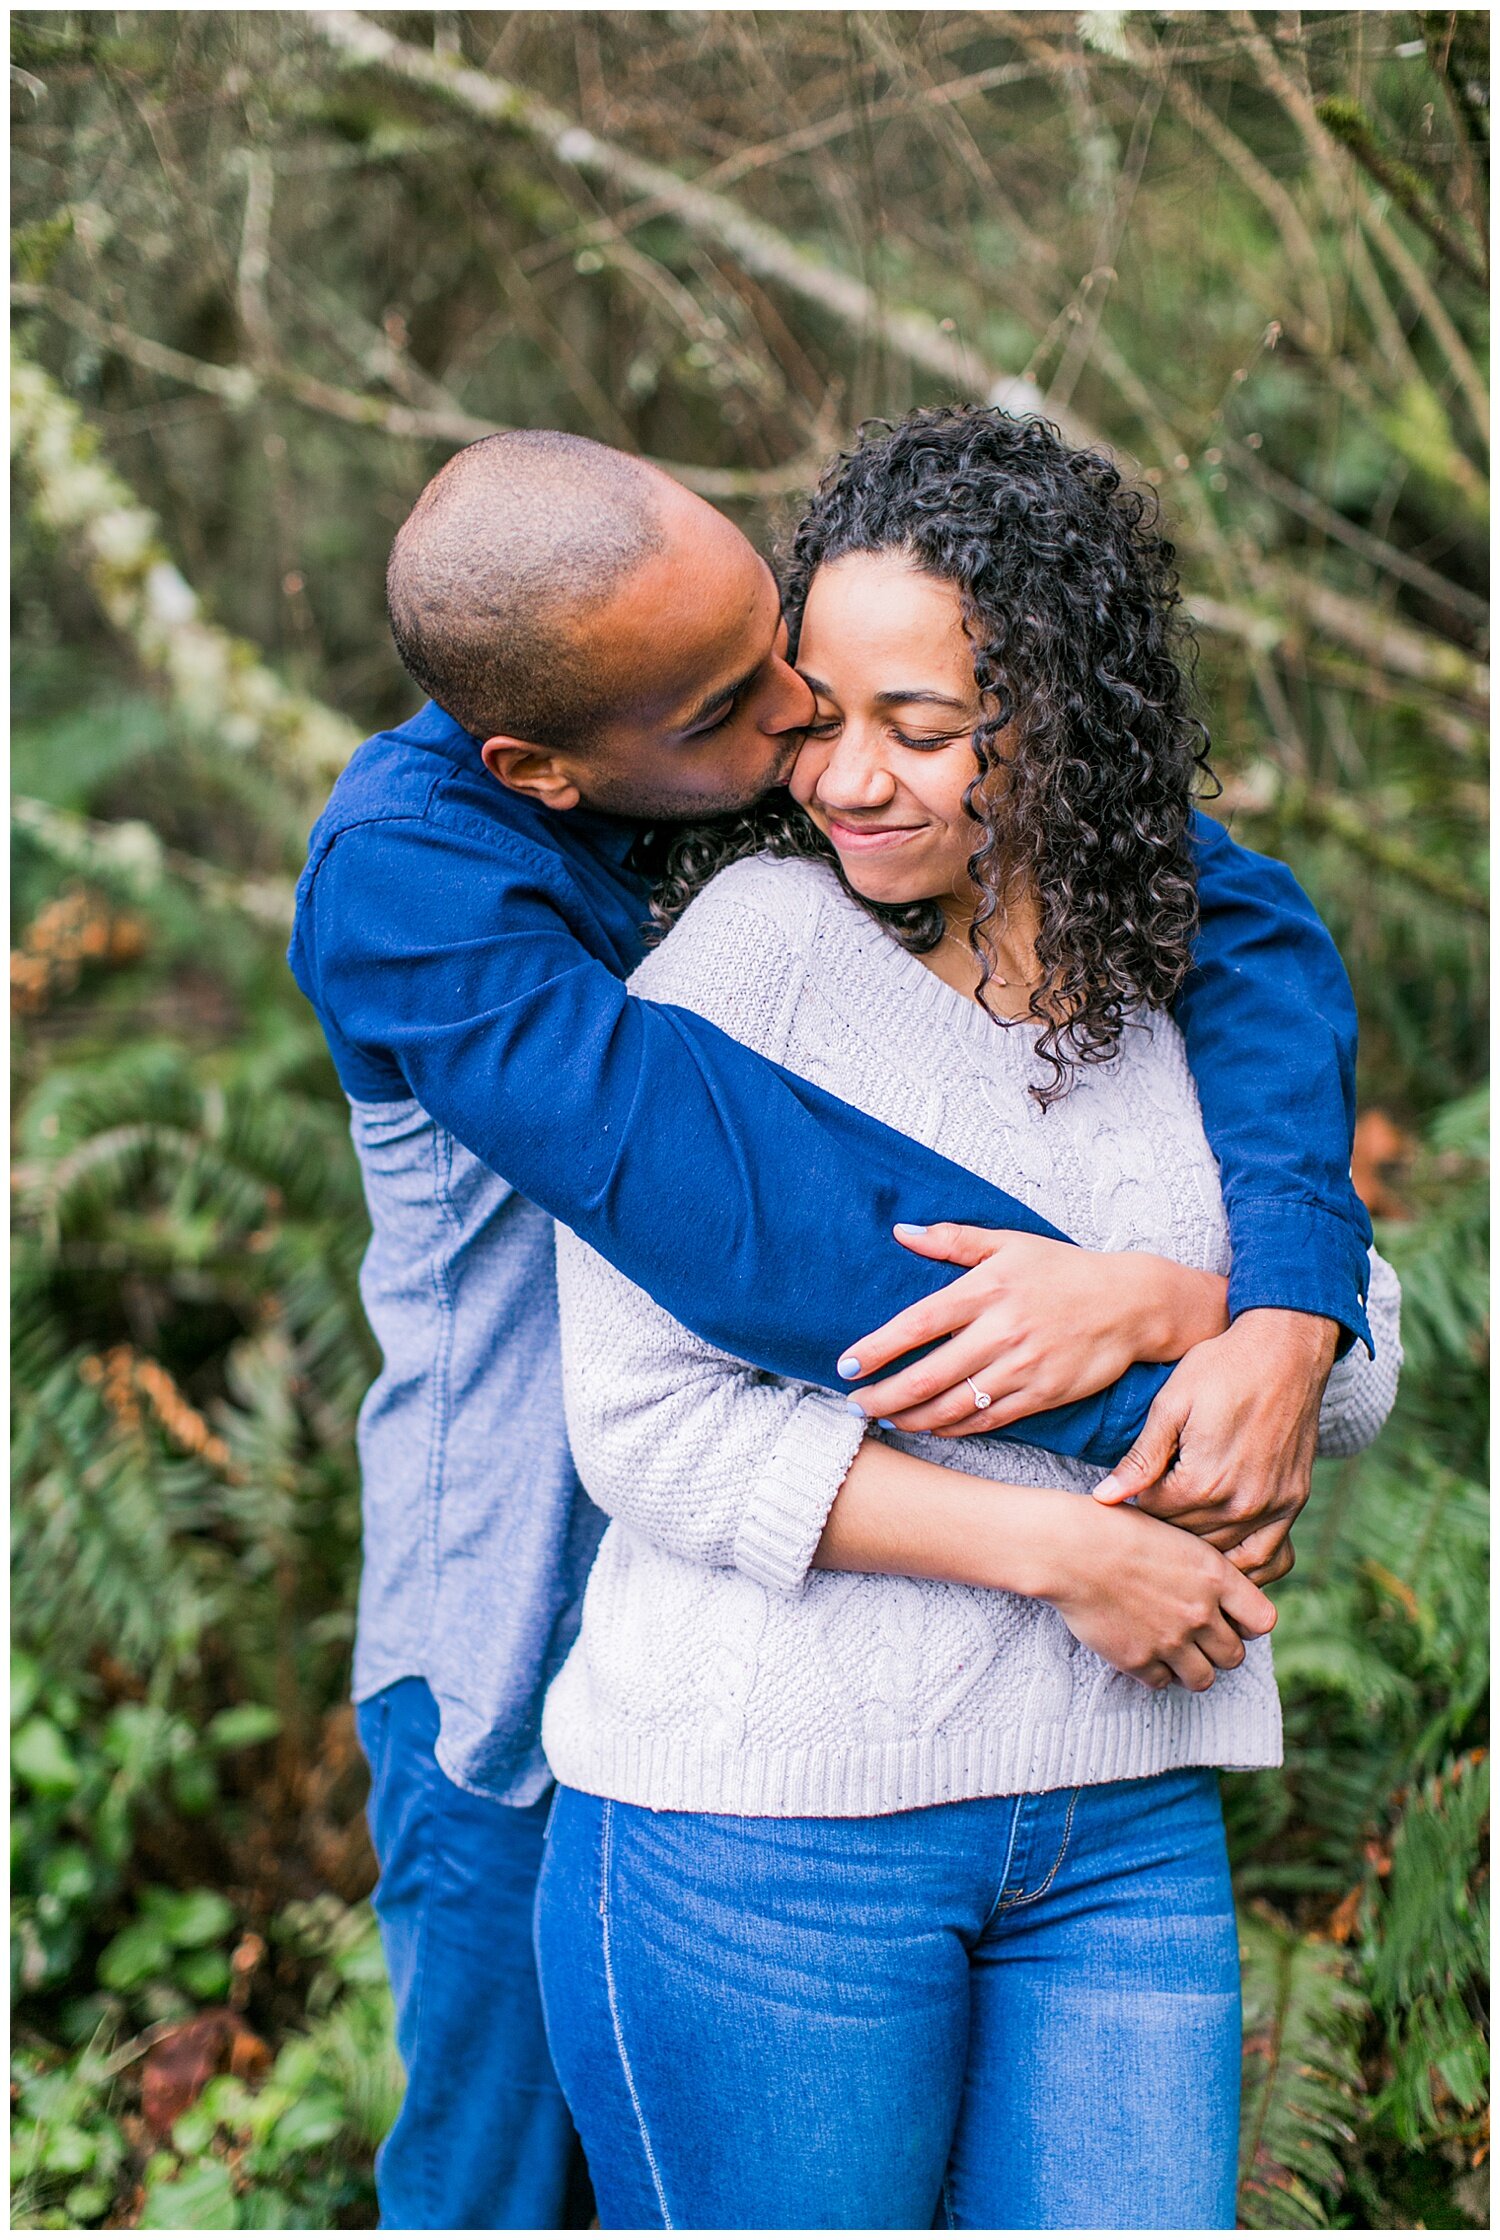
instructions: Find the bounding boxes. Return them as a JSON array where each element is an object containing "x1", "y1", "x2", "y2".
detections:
[{"x1": 543, "y1": 855, "x2": 1401, "y2": 1817}]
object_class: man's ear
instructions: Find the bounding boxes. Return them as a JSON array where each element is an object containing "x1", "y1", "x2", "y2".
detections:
[{"x1": 481, "y1": 736, "x2": 582, "y2": 812}]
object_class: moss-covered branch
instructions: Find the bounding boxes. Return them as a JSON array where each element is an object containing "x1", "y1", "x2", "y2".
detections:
[
  {"x1": 11, "y1": 350, "x2": 357, "y2": 791},
  {"x1": 1316, "y1": 96, "x2": 1487, "y2": 293}
]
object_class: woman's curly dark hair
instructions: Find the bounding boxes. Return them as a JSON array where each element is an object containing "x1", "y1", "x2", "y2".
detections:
[{"x1": 651, "y1": 405, "x2": 1216, "y2": 1105}]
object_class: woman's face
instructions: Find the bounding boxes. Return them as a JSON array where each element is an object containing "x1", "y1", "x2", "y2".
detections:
[{"x1": 789, "y1": 551, "x2": 990, "y2": 911}]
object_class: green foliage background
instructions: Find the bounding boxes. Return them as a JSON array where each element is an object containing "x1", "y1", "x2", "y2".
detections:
[{"x1": 11, "y1": 10, "x2": 1488, "y2": 2229}]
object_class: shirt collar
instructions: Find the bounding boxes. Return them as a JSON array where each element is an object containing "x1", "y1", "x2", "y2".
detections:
[{"x1": 415, "y1": 701, "x2": 647, "y2": 871}]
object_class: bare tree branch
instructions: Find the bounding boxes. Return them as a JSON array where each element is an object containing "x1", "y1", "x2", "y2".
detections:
[
  {"x1": 1317, "y1": 95, "x2": 1488, "y2": 292},
  {"x1": 306, "y1": 10, "x2": 1058, "y2": 431},
  {"x1": 13, "y1": 286, "x2": 831, "y2": 501},
  {"x1": 521, "y1": 52, "x2": 1054, "y2": 268},
  {"x1": 1215, "y1": 767, "x2": 1486, "y2": 914},
  {"x1": 1192, "y1": 588, "x2": 1487, "y2": 715},
  {"x1": 1235, "y1": 13, "x2": 1488, "y2": 461},
  {"x1": 1156, "y1": 62, "x2": 1335, "y2": 358},
  {"x1": 1356, "y1": 202, "x2": 1490, "y2": 448},
  {"x1": 1276, "y1": 573, "x2": 1488, "y2": 708},
  {"x1": 1226, "y1": 440, "x2": 1489, "y2": 632},
  {"x1": 235, "y1": 148, "x2": 276, "y2": 362},
  {"x1": 1047, "y1": 79, "x2": 1163, "y2": 412}
]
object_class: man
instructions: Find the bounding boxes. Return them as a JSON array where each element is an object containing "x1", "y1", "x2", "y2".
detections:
[{"x1": 289, "y1": 430, "x2": 1371, "y2": 2230}]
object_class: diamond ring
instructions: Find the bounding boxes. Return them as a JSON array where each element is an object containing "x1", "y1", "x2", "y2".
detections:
[{"x1": 965, "y1": 1374, "x2": 993, "y2": 1411}]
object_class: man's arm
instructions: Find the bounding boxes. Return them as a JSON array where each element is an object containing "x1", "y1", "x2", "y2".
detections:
[
  {"x1": 296, "y1": 816, "x2": 1168, "y2": 1468},
  {"x1": 1178, "y1": 808, "x2": 1371, "y2": 1346},
  {"x1": 553, "y1": 1184, "x2": 1272, "y2": 1695},
  {"x1": 1078, "y1": 812, "x2": 1374, "y2": 1584}
]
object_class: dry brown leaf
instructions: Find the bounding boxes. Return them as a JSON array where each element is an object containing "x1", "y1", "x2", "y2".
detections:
[
  {"x1": 1352, "y1": 1108, "x2": 1417, "y2": 1219},
  {"x1": 137, "y1": 2008, "x2": 268, "y2": 2140}
]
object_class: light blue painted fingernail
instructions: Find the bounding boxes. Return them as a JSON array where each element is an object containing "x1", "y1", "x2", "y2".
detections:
[
  {"x1": 844, "y1": 1398, "x2": 866, "y2": 1418},
  {"x1": 877, "y1": 1418, "x2": 896, "y2": 1430},
  {"x1": 836, "y1": 1353, "x2": 861, "y2": 1379},
  {"x1": 893, "y1": 1222, "x2": 928, "y2": 1238}
]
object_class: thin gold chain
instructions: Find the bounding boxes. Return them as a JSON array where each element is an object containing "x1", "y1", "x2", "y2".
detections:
[{"x1": 938, "y1": 923, "x2": 1007, "y2": 986}]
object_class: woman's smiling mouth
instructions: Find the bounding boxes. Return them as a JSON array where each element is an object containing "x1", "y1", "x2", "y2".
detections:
[{"x1": 824, "y1": 817, "x2": 927, "y2": 854}]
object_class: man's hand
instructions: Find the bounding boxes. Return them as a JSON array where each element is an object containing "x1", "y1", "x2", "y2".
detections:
[
  {"x1": 1091, "y1": 1309, "x2": 1341, "y2": 1584},
  {"x1": 838, "y1": 1224, "x2": 1229, "y2": 1435}
]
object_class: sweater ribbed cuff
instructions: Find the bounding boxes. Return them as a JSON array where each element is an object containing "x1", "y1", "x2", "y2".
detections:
[{"x1": 732, "y1": 1391, "x2": 868, "y2": 1595}]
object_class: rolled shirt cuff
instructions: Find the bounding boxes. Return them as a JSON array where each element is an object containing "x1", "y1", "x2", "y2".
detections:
[{"x1": 1223, "y1": 1197, "x2": 1374, "y2": 1359}]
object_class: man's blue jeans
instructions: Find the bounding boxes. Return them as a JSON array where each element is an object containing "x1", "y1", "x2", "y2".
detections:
[
  {"x1": 536, "y1": 1766, "x2": 1242, "y2": 2231},
  {"x1": 356, "y1": 1678, "x2": 590, "y2": 2231}
]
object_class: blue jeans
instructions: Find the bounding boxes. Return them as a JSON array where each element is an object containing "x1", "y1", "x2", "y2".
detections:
[
  {"x1": 356, "y1": 1679, "x2": 591, "y2": 2230},
  {"x1": 535, "y1": 1767, "x2": 1241, "y2": 2231}
]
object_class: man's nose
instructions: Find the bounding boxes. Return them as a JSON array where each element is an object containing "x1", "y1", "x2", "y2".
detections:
[{"x1": 762, "y1": 657, "x2": 816, "y2": 735}]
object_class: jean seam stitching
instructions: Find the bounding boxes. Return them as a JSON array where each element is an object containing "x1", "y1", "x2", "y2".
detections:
[
  {"x1": 982, "y1": 1794, "x2": 1027, "y2": 1927},
  {"x1": 598, "y1": 1802, "x2": 673, "y2": 2230},
  {"x1": 997, "y1": 1786, "x2": 1081, "y2": 1914}
]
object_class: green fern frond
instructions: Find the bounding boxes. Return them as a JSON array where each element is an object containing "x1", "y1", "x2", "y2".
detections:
[
  {"x1": 1377, "y1": 1987, "x2": 1491, "y2": 2146},
  {"x1": 1364, "y1": 1751, "x2": 1490, "y2": 2145},
  {"x1": 1238, "y1": 1909, "x2": 1370, "y2": 2228},
  {"x1": 1369, "y1": 1754, "x2": 1488, "y2": 2010},
  {"x1": 11, "y1": 1358, "x2": 228, "y2": 1674},
  {"x1": 1267, "y1": 1583, "x2": 1418, "y2": 1715}
]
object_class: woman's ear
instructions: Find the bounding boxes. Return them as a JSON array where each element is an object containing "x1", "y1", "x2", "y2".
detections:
[{"x1": 481, "y1": 737, "x2": 583, "y2": 813}]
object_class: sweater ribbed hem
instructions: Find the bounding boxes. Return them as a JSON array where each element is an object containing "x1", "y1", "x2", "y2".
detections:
[
  {"x1": 733, "y1": 1391, "x2": 868, "y2": 1594},
  {"x1": 541, "y1": 1692, "x2": 1283, "y2": 1818}
]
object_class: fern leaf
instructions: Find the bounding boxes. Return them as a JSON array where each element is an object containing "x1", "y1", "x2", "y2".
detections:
[{"x1": 1238, "y1": 1908, "x2": 1370, "y2": 2229}]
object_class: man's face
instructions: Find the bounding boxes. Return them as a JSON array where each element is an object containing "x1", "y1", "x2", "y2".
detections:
[{"x1": 495, "y1": 479, "x2": 817, "y2": 822}]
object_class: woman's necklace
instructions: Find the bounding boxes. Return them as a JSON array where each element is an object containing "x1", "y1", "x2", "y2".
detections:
[{"x1": 939, "y1": 924, "x2": 1006, "y2": 987}]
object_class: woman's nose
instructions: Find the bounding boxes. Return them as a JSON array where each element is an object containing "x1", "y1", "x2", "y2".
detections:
[{"x1": 816, "y1": 730, "x2": 895, "y2": 808}]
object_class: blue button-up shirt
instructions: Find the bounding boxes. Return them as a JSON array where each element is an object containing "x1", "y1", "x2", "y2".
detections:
[{"x1": 290, "y1": 701, "x2": 1371, "y2": 1800}]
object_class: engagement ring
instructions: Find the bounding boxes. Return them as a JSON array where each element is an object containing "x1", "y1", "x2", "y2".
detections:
[{"x1": 965, "y1": 1374, "x2": 993, "y2": 1411}]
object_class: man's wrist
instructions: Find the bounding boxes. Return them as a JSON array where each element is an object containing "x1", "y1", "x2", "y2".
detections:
[
  {"x1": 1224, "y1": 1199, "x2": 1373, "y2": 1357},
  {"x1": 1231, "y1": 1305, "x2": 1341, "y2": 1376}
]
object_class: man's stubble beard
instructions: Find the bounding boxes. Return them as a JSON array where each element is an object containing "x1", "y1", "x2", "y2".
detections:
[{"x1": 586, "y1": 737, "x2": 803, "y2": 825}]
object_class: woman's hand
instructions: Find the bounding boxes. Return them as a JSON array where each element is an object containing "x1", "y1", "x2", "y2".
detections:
[
  {"x1": 813, "y1": 1445, "x2": 1273, "y2": 1694},
  {"x1": 837, "y1": 1225, "x2": 1229, "y2": 1435},
  {"x1": 1030, "y1": 1495, "x2": 1277, "y2": 1692}
]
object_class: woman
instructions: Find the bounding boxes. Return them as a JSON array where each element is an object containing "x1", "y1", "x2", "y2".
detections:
[{"x1": 534, "y1": 408, "x2": 1400, "y2": 2231}]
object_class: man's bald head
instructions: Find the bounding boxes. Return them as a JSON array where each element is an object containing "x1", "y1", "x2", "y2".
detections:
[{"x1": 386, "y1": 430, "x2": 668, "y2": 748}]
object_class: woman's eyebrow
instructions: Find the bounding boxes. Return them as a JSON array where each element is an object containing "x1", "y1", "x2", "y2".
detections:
[
  {"x1": 873, "y1": 687, "x2": 972, "y2": 711},
  {"x1": 796, "y1": 675, "x2": 972, "y2": 713}
]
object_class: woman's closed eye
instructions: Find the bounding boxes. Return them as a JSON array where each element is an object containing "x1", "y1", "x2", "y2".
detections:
[{"x1": 804, "y1": 716, "x2": 969, "y2": 752}]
